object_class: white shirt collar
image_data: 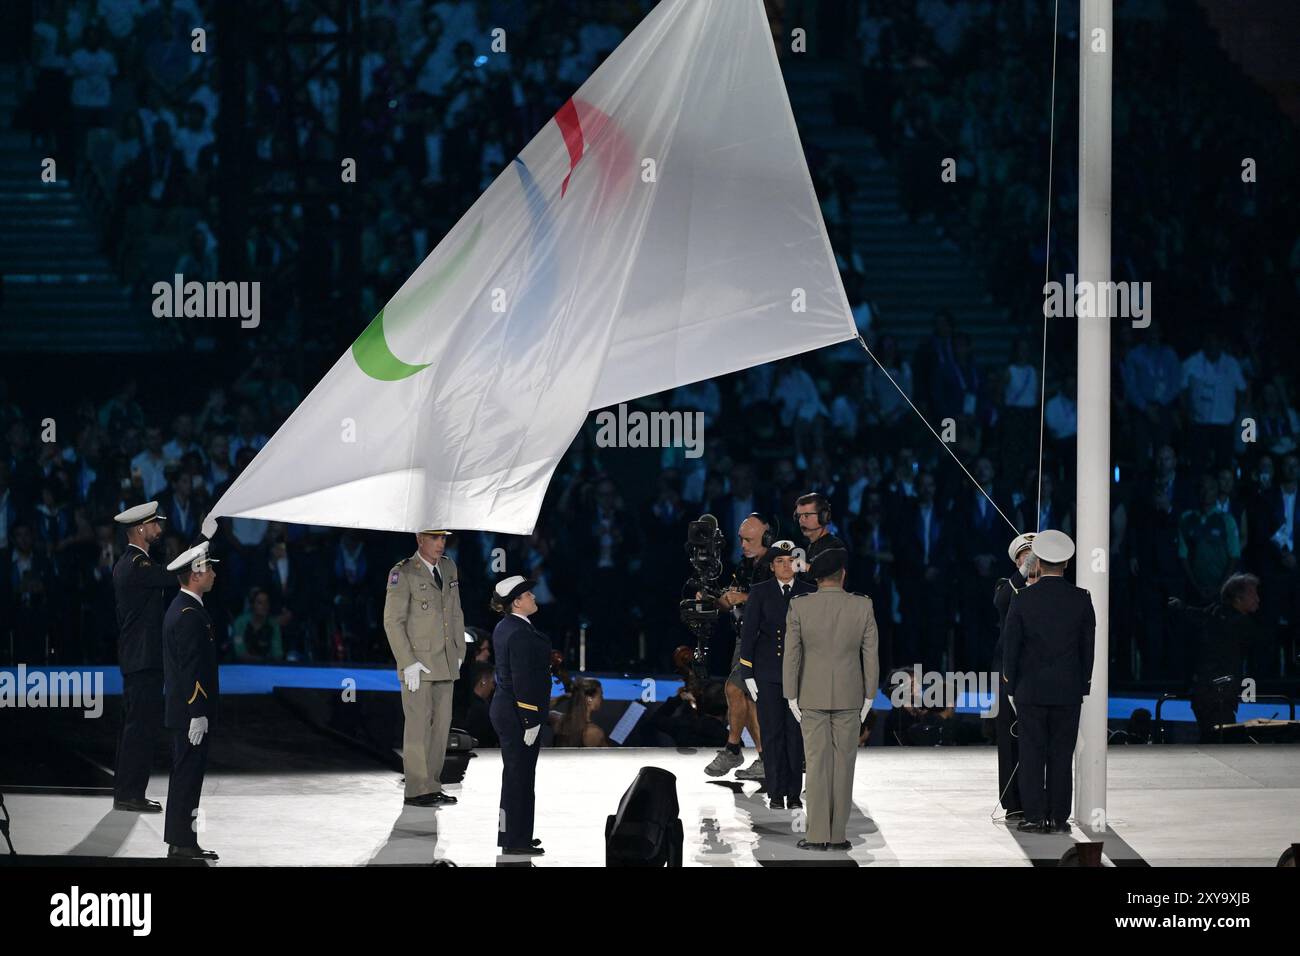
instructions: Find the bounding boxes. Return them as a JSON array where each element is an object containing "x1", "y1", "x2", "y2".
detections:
[
  {"x1": 418, "y1": 554, "x2": 439, "y2": 577},
  {"x1": 511, "y1": 611, "x2": 531, "y2": 623},
  {"x1": 128, "y1": 543, "x2": 150, "y2": 556},
  {"x1": 180, "y1": 587, "x2": 204, "y2": 606}
]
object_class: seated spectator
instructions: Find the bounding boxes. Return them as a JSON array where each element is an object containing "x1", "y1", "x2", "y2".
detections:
[
  {"x1": 552, "y1": 677, "x2": 609, "y2": 747},
  {"x1": 883, "y1": 667, "x2": 957, "y2": 746},
  {"x1": 230, "y1": 587, "x2": 286, "y2": 663},
  {"x1": 455, "y1": 661, "x2": 498, "y2": 748}
]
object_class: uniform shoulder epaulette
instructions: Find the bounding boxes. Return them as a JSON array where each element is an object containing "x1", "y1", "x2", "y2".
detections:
[
  {"x1": 393, "y1": 557, "x2": 411, "y2": 569},
  {"x1": 790, "y1": 591, "x2": 809, "y2": 599},
  {"x1": 134, "y1": 555, "x2": 151, "y2": 566}
]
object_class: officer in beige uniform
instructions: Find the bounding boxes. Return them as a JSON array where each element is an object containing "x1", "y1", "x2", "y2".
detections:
[
  {"x1": 384, "y1": 528, "x2": 465, "y2": 806},
  {"x1": 783, "y1": 545, "x2": 879, "y2": 851}
]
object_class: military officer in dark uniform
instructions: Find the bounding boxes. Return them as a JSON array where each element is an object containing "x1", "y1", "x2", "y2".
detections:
[
  {"x1": 488, "y1": 575, "x2": 551, "y2": 856},
  {"x1": 162, "y1": 541, "x2": 221, "y2": 860},
  {"x1": 737, "y1": 540, "x2": 814, "y2": 809},
  {"x1": 991, "y1": 532, "x2": 1036, "y2": 815},
  {"x1": 111, "y1": 501, "x2": 174, "y2": 813},
  {"x1": 1002, "y1": 530, "x2": 1095, "y2": 834}
]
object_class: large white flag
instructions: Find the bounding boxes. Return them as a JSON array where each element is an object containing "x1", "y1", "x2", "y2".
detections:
[{"x1": 206, "y1": 0, "x2": 855, "y2": 536}]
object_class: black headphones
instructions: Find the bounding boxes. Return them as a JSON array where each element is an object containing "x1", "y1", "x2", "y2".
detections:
[
  {"x1": 747, "y1": 512, "x2": 775, "y2": 548},
  {"x1": 793, "y1": 495, "x2": 831, "y2": 530}
]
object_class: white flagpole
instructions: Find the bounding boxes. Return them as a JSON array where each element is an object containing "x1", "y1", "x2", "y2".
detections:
[{"x1": 1075, "y1": 0, "x2": 1112, "y2": 831}]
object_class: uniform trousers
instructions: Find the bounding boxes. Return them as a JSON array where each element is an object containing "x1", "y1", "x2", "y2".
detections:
[
  {"x1": 800, "y1": 708, "x2": 859, "y2": 843},
  {"x1": 115, "y1": 669, "x2": 163, "y2": 801},
  {"x1": 1016, "y1": 700, "x2": 1081, "y2": 825},
  {"x1": 164, "y1": 729, "x2": 209, "y2": 847},
  {"x1": 490, "y1": 693, "x2": 540, "y2": 848},
  {"x1": 400, "y1": 678, "x2": 454, "y2": 797},
  {"x1": 995, "y1": 679, "x2": 1022, "y2": 812},
  {"x1": 756, "y1": 681, "x2": 803, "y2": 801}
]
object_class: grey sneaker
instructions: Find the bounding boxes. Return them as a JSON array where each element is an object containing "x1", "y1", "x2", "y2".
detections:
[
  {"x1": 704, "y1": 749, "x2": 744, "y2": 777},
  {"x1": 735, "y1": 757, "x2": 765, "y2": 781}
]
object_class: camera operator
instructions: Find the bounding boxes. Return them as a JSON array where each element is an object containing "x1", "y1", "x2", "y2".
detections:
[
  {"x1": 701, "y1": 514, "x2": 773, "y2": 779},
  {"x1": 1167, "y1": 573, "x2": 1261, "y2": 742}
]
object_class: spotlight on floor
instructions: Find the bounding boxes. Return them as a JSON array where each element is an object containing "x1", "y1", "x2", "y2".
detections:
[
  {"x1": 605, "y1": 767, "x2": 683, "y2": 867},
  {"x1": 1059, "y1": 842, "x2": 1104, "y2": 867}
]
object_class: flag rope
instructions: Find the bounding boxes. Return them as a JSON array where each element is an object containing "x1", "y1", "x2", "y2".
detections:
[
  {"x1": 1035, "y1": 0, "x2": 1062, "y2": 533},
  {"x1": 855, "y1": 334, "x2": 1020, "y2": 536}
]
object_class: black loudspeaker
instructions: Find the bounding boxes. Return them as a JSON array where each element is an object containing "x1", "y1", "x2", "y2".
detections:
[
  {"x1": 438, "y1": 729, "x2": 477, "y2": 784},
  {"x1": 605, "y1": 767, "x2": 684, "y2": 867}
]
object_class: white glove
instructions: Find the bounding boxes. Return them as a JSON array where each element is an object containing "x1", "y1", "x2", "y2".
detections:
[
  {"x1": 523, "y1": 725, "x2": 540, "y2": 747},
  {"x1": 787, "y1": 698, "x2": 801, "y2": 723},
  {"x1": 188, "y1": 716, "x2": 208, "y2": 746},
  {"x1": 1008, "y1": 695, "x2": 1017, "y2": 714},
  {"x1": 745, "y1": 678, "x2": 758, "y2": 700},
  {"x1": 860, "y1": 698, "x2": 872, "y2": 723},
  {"x1": 403, "y1": 661, "x2": 431, "y2": 692}
]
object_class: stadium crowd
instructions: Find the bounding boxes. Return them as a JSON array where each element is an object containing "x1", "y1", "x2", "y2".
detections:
[{"x1": 4, "y1": 0, "x2": 1297, "y2": 704}]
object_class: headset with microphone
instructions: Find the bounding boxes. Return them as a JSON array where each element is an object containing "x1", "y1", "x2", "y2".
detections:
[{"x1": 792, "y1": 494, "x2": 831, "y2": 530}]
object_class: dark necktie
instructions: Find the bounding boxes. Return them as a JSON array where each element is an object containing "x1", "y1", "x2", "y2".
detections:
[
  {"x1": 433, "y1": 565, "x2": 443, "y2": 590},
  {"x1": 782, "y1": 584, "x2": 791, "y2": 599}
]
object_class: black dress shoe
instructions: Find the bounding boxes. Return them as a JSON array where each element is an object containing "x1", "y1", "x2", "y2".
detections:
[
  {"x1": 168, "y1": 844, "x2": 219, "y2": 860},
  {"x1": 403, "y1": 793, "x2": 440, "y2": 806},
  {"x1": 788, "y1": 797, "x2": 803, "y2": 810},
  {"x1": 796, "y1": 839, "x2": 827, "y2": 851},
  {"x1": 1049, "y1": 821, "x2": 1071, "y2": 834},
  {"x1": 768, "y1": 795, "x2": 786, "y2": 810},
  {"x1": 113, "y1": 798, "x2": 162, "y2": 813},
  {"x1": 502, "y1": 845, "x2": 544, "y2": 856},
  {"x1": 1016, "y1": 819, "x2": 1046, "y2": 832},
  {"x1": 428, "y1": 792, "x2": 458, "y2": 805},
  {"x1": 827, "y1": 840, "x2": 851, "y2": 851}
]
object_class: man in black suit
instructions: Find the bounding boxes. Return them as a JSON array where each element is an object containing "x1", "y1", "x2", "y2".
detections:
[
  {"x1": 156, "y1": 470, "x2": 204, "y2": 543},
  {"x1": 895, "y1": 473, "x2": 950, "y2": 669},
  {"x1": 1134, "y1": 445, "x2": 1193, "y2": 679},
  {"x1": 1002, "y1": 530, "x2": 1095, "y2": 834},
  {"x1": 737, "y1": 540, "x2": 815, "y2": 809},
  {"x1": 162, "y1": 541, "x2": 221, "y2": 861},
  {"x1": 957, "y1": 459, "x2": 1004, "y2": 670}
]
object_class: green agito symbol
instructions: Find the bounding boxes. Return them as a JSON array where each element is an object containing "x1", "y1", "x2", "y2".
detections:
[{"x1": 351, "y1": 221, "x2": 482, "y2": 381}]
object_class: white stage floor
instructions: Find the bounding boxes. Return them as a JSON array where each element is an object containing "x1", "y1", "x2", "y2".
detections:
[{"x1": 8, "y1": 746, "x2": 1297, "y2": 866}]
